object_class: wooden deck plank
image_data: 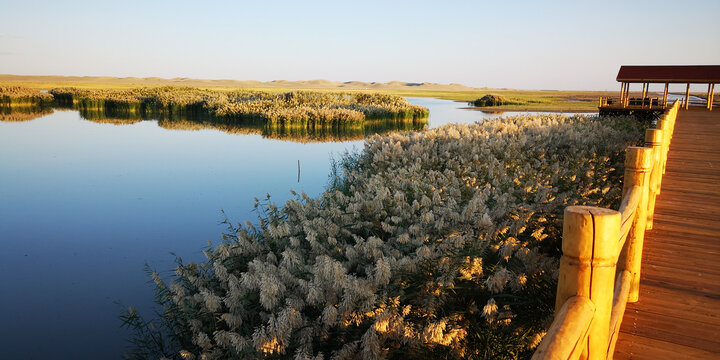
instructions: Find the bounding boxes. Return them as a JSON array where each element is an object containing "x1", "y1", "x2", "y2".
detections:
[
  {"x1": 614, "y1": 109, "x2": 720, "y2": 359},
  {"x1": 615, "y1": 333, "x2": 719, "y2": 360}
]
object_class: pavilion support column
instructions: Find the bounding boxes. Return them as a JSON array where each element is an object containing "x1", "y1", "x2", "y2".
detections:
[
  {"x1": 626, "y1": 82, "x2": 631, "y2": 107},
  {"x1": 626, "y1": 82, "x2": 631, "y2": 106},
  {"x1": 620, "y1": 82, "x2": 625, "y2": 105},
  {"x1": 622, "y1": 83, "x2": 627, "y2": 107},
  {"x1": 663, "y1": 82, "x2": 669, "y2": 107},
  {"x1": 641, "y1": 83, "x2": 647, "y2": 107},
  {"x1": 709, "y1": 84, "x2": 713, "y2": 110},
  {"x1": 685, "y1": 83, "x2": 690, "y2": 109},
  {"x1": 710, "y1": 84, "x2": 715, "y2": 111}
]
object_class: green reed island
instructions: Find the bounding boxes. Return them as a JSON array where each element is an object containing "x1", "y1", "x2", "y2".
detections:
[
  {"x1": 2, "y1": 85, "x2": 428, "y2": 126},
  {"x1": 0, "y1": 85, "x2": 429, "y2": 142},
  {"x1": 48, "y1": 87, "x2": 428, "y2": 126}
]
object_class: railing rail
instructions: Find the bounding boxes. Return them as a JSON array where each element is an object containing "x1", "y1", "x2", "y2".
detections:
[
  {"x1": 532, "y1": 100, "x2": 679, "y2": 360},
  {"x1": 599, "y1": 96, "x2": 668, "y2": 109},
  {"x1": 533, "y1": 296, "x2": 596, "y2": 360}
]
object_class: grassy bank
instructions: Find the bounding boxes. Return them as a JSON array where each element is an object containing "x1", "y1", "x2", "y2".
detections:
[{"x1": 124, "y1": 113, "x2": 645, "y2": 359}]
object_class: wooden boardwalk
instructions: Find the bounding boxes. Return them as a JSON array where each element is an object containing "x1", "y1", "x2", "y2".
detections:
[{"x1": 614, "y1": 109, "x2": 720, "y2": 359}]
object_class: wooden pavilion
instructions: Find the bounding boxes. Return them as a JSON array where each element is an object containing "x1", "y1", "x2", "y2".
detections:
[{"x1": 600, "y1": 65, "x2": 719, "y2": 111}]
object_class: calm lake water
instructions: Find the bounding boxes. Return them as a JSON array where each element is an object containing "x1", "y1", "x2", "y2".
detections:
[{"x1": 0, "y1": 98, "x2": 585, "y2": 359}]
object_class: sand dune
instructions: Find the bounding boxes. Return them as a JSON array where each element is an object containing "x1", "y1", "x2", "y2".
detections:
[{"x1": 0, "y1": 74, "x2": 481, "y2": 91}]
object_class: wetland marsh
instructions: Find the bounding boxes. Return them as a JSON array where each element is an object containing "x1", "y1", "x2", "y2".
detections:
[{"x1": 0, "y1": 97, "x2": 547, "y2": 359}]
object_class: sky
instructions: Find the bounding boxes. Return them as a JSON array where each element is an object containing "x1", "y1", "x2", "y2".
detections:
[{"x1": 0, "y1": 0, "x2": 718, "y2": 90}]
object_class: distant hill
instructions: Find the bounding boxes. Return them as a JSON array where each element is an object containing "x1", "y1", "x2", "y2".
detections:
[{"x1": 0, "y1": 74, "x2": 483, "y2": 91}]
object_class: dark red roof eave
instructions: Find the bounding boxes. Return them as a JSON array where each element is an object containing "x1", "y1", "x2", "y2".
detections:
[{"x1": 616, "y1": 65, "x2": 720, "y2": 83}]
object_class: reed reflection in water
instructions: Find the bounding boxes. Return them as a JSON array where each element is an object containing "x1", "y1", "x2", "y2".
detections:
[
  {"x1": 73, "y1": 106, "x2": 427, "y2": 143},
  {"x1": 0, "y1": 105, "x2": 54, "y2": 122}
]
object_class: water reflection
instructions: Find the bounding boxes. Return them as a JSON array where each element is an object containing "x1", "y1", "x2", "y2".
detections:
[
  {"x1": 479, "y1": 110, "x2": 505, "y2": 115},
  {"x1": 72, "y1": 107, "x2": 428, "y2": 143},
  {"x1": 75, "y1": 107, "x2": 143, "y2": 125},
  {"x1": 0, "y1": 105, "x2": 54, "y2": 122}
]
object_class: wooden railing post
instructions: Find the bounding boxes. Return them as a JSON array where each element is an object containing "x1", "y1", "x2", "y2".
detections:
[
  {"x1": 667, "y1": 103, "x2": 678, "y2": 139},
  {"x1": 656, "y1": 118, "x2": 670, "y2": 177},
  {"x1": 644, "y1": 130, "x2": 663, "y2": 230},
  {"x1": 620, "y1": 147, "x2": 653, "y2": 303},
  {"x1": 556, "y1": 206, "x2": 620, "y2": 359}
]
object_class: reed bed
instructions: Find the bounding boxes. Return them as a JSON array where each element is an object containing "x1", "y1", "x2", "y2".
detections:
[
  {"x1": 49, "y1": 87, "x2": 428, "y2": 126},
  {"x1": 124, "y1": 113, "x2": 646, "y2": 359},
  {"x1": 0, "y1": 86, "x2": 54, "y2": 106}
]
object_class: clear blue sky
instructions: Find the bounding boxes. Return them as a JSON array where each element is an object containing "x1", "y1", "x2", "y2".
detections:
[{"x1": 1, "y1": 0, "x2": 718, "y2": 90}]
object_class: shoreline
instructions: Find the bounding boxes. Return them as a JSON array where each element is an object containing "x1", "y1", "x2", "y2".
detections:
[
  {"x1": 3, "y1": 76, "x2": 622, "y2": 112},
  {"x1": 460, "y1": 106, "x2": 598, "y2": 113}
]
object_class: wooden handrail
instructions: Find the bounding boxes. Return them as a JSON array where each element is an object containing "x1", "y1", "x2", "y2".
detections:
[
  {"x1": 644, "y1": 129, "x2": 663, "y2": 230},
  {"x1": 617, "y1": 185, "x2": 641, "y2": 252},
  {"x1": 532, "y1": 296, "x2": 596, "y2": 360},
  {"x1": 532, "y1": 100, "x2": 679, "y2": 360},
  {"x1": 599, "y1": 96, "x2": 669, "y2": 109},
  {"x1": 607, "y1": 270, "x2": 632, "y2": 357}
]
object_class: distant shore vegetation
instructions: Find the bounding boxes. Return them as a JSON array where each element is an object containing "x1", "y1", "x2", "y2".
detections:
[
  {"x1": 123, "y1": 113, "x2": 645, "y2": 359},
  {"x1": 49, "y1": 87, "x2": 428, "y2": 126},
  {"x1": 470, "y1": 94, "x2": 513, "y2": 107},
  {"x1": 0, "y1": 75, "x2": 617, "y2": 112}
]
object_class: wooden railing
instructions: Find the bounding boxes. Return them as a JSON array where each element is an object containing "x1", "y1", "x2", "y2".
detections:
[
  {"x1": 532, "y1": 100, "x2": 680, "y2": 360},
  {"x1": 599, "y1": 97, "x2": 667, "y2": 109}
]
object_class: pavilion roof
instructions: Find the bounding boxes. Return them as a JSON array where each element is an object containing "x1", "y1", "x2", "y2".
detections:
[{"x1": 616, "y1": 65, "x2": 720, "y2": 83}]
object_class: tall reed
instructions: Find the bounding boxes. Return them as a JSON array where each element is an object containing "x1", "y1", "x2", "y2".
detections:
[{"x1": 0, "y1": 86, "x2": 54, "y2": 106}]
